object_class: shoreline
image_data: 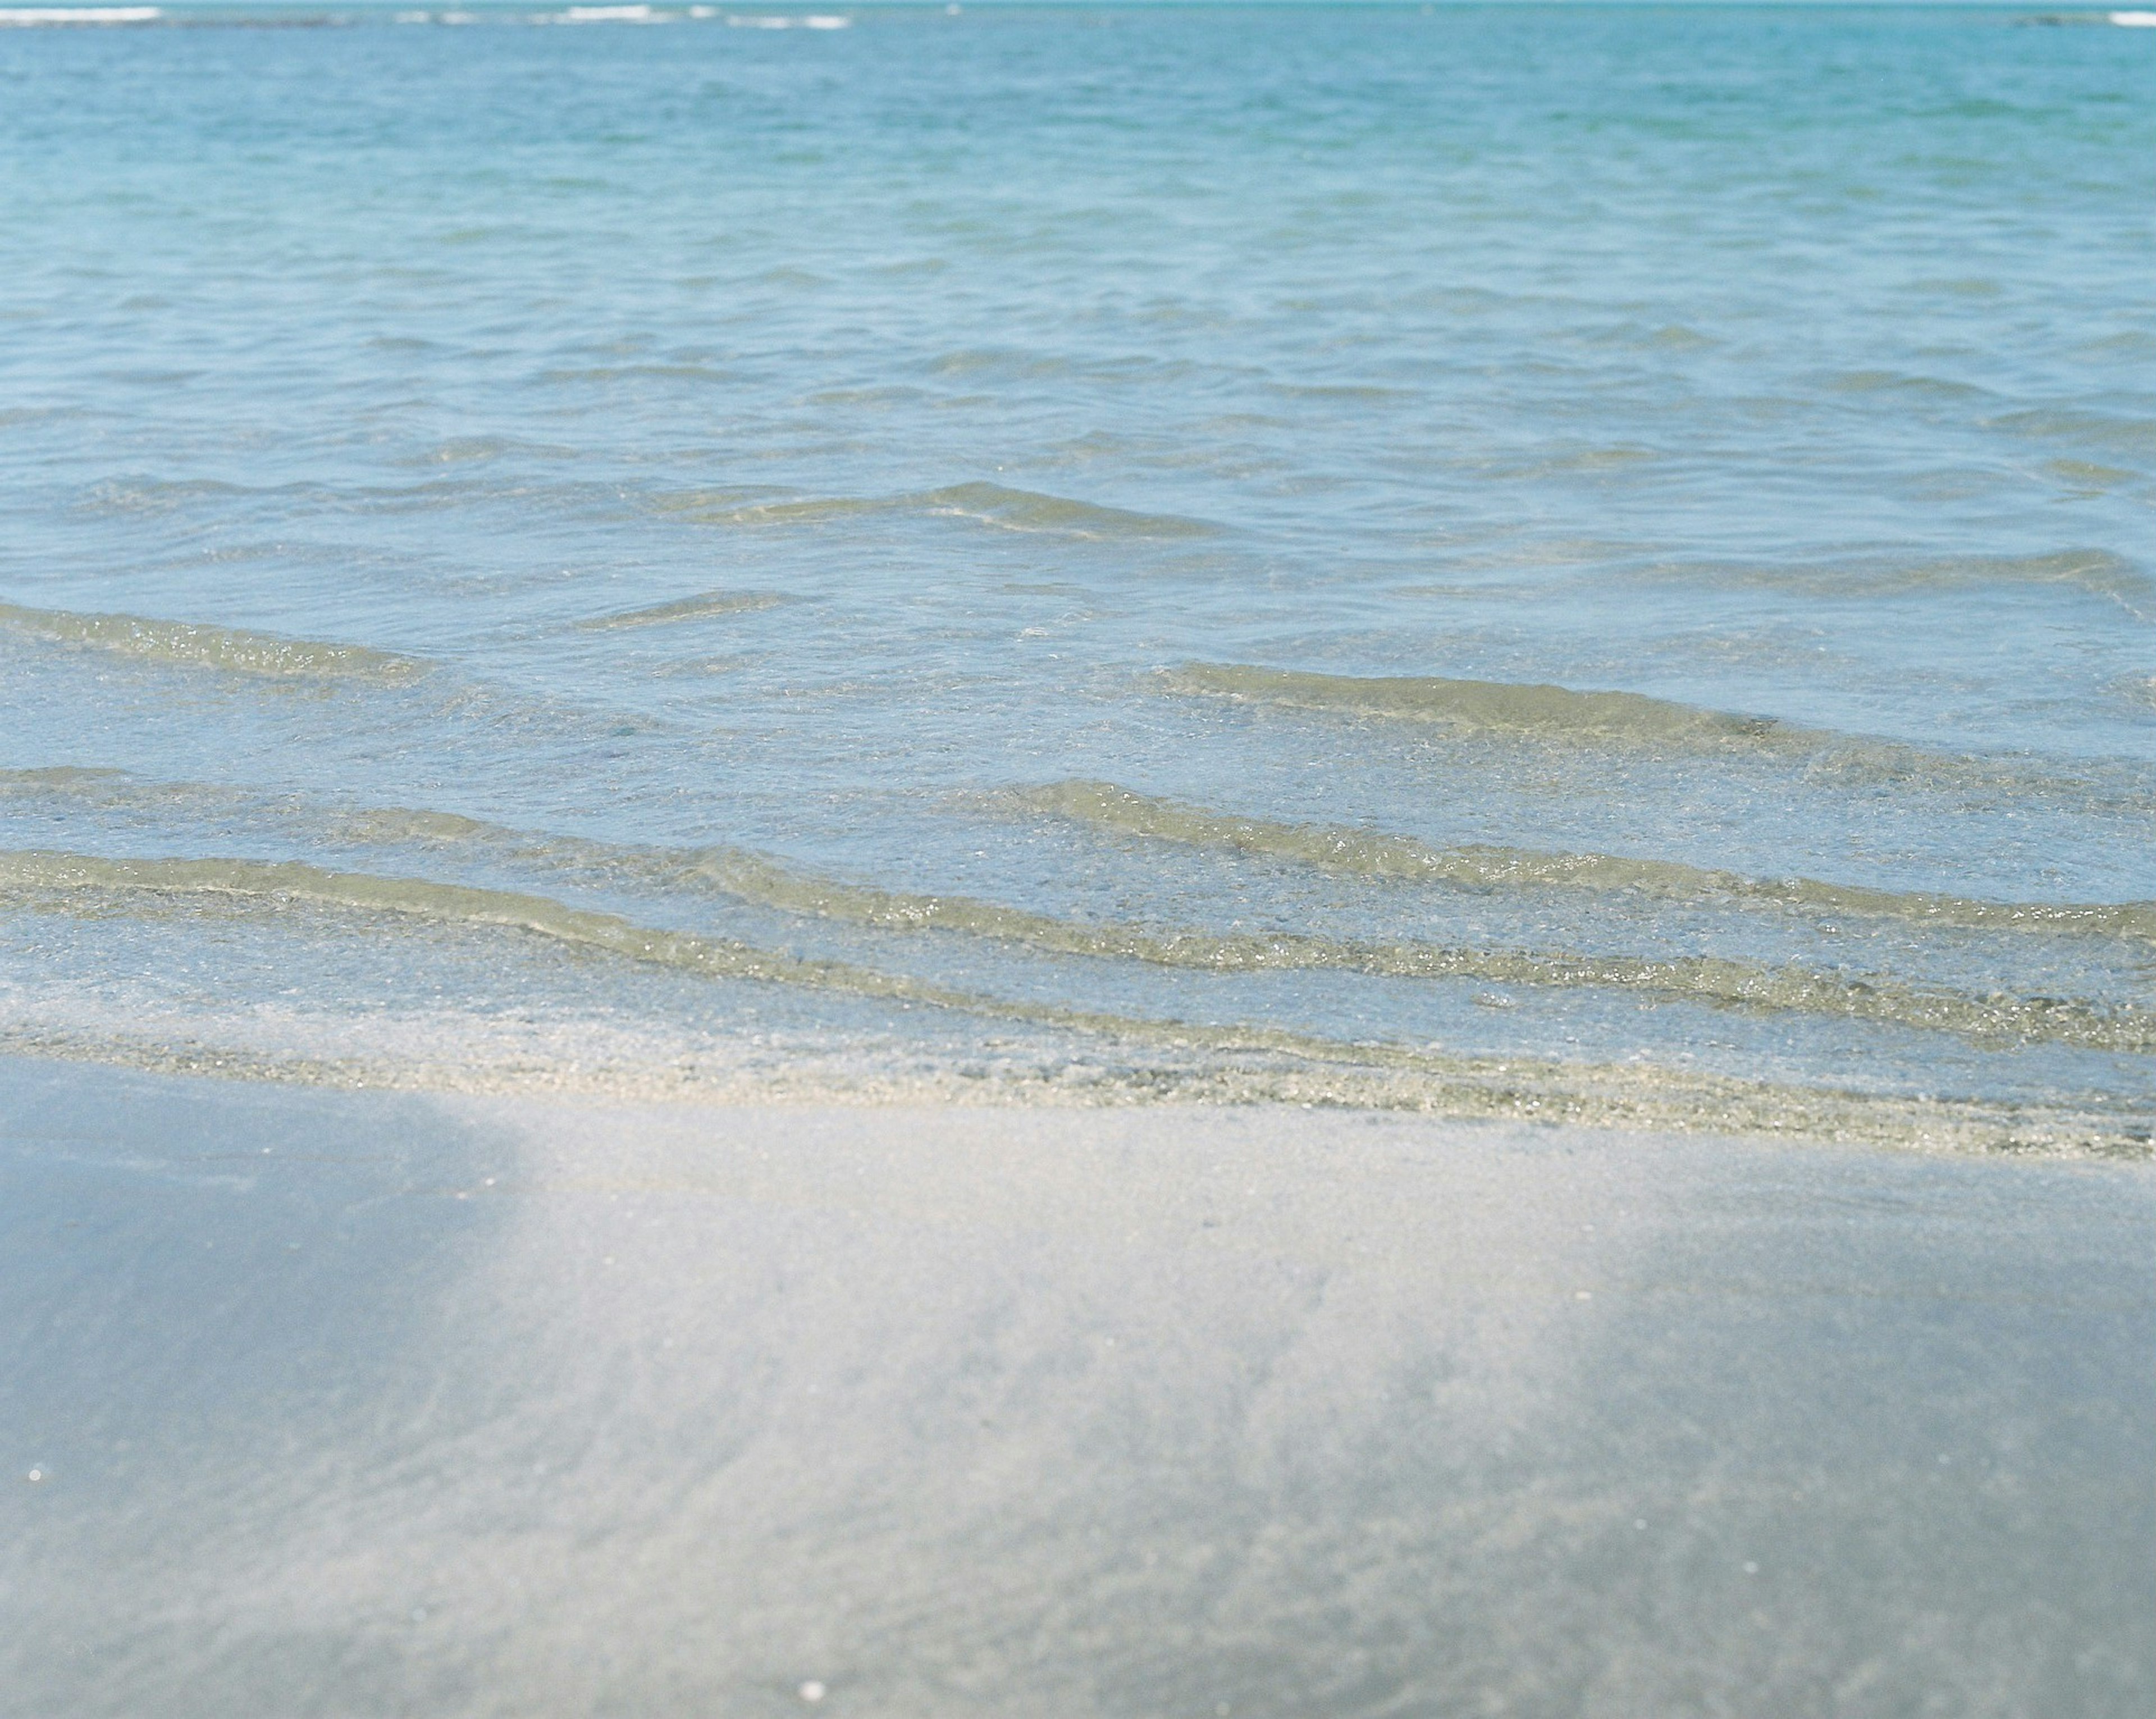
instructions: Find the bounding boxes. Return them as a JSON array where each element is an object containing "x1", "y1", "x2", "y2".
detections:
[{"x1": 2, "y1": 1025, "x2": 2150, "y2": 1163}]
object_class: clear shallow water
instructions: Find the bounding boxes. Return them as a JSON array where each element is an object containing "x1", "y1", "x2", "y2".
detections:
[{"x1": 1, "y1": 2, "x2": 2151, "y2": 1144}]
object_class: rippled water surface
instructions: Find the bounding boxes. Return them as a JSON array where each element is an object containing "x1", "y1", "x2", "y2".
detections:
[{"x1": 2, "y1": 2, "x2": 2151, "y2": 1145}]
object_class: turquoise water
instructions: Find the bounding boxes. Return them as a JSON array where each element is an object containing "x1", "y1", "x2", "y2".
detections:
[{"x1": 1, "y1": 3, "x2": 2151, "y2": 1143}]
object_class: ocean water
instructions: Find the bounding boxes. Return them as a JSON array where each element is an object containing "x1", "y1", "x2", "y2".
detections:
[{"x1": 1, "y1": 1, "x2": 2150, "y2": 1147}]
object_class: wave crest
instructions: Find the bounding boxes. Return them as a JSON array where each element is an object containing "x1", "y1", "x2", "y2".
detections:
[
  {"x1": 6, "y1": 843, "x2": 2152, "y2": 1062},
  {"x1": 0, "y1": 602, "x2": 427, "y2": 684},
  {"x1": 1165, "y1": 662, "x2": 1789, "y2": 748},
  {"x1": 574, "y1": 589, "x2": 791, "y2": 631},
  {"x1": 1018, "y1": 780, "x2": 2156, "y2": 946},
  {"x1": 659, "y1": 481, "x2": 1214, "y2": 541}
]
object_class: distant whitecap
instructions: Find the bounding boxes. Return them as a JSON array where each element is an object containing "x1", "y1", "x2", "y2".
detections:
[{"x1": 0, "y1": 6, "x2": 158, "y2": 22}]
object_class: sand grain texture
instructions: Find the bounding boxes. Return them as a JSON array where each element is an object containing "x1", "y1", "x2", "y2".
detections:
[{"x1": 1, "y1": 1056, "x2": 2150, "y2": 1718}]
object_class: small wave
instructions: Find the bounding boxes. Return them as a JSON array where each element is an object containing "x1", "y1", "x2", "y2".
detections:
[
  {"x1": 1161, "y1": 664, "x2": 2156, "y2": 808},
  {"x1": 0, "y1": 765, "x2": 128, "y2": 790},
  {"x1": 2111, "y1": 10, "x2": 2156, "y2": 24},
  {"x1": 313, "y1": 808, "x2": 2156, "y2": 1053},
  {"x1": 1651, "y1": 548, "x2": 2153, "y2": 619},
  {"x1": 573, "y1": 590, "x2": 790, "y2": 632},
  {"x1": 2047, "y1": 459, "x2": 2136, "y2": 490},
  {"x1": 549, "y1": 362, "x2": 748, "y2": 384},
  {"x1": 0, "y1": 7, "x2": 158, "y2": 24},
  {"x1": 677, "y1": 848, "x2": 2154, "y2": 1053},
  {"x1": 77, "y1": 473, "x2": 540, "y2": 520},
  {"x1": 1266, "y1": 383, "x2": 1415, "y2": 404},
  {"x1": 1825, "y1": 370, "x2": 1991, "y2": 403},
  {"x1": 7, "y1": 840, "x2": 2145, "y2": 1060},
  {"x1": 727, "y1": 11, "x2": 849, "y2": 24},
  {"x1": 8, "y1": 848, "x2": 2152, "y2": 1150},
  {"x1": 0, "y1": 849, "x2": 926, "y2": 1002},
  {"x1": 1017, "y1": 780, "x2": 2156, "y2": 947},
  {"x1": 335, "y1": 807, "x2": 502, "y2": 843},
  {"x1": 662, "y1": 482, "x2": 1213, "y2": 541},
  {"x1": 0, "y1": 845, "x2": 1460, "y2": 1085},
  {"x1": 1892, "y1": 549, "x2": 2154, "y2": 618},
  {"x1": 919, "y1": 482, "x2": 1214, "y2": 540},
  {"x1": 0, "y1": 766, "x2": 258, "y2": 821},
  {"x1": 1486, "y1": 446, "x2": 1662, "y2": 480},
  {"x1": 22, "y1": 762, "x2": 2152, "y2": 967},
  {"x1": 0, "y1": 601, "x2": 428, "y2": 685},
  {"x1": 15, "y1": 762, "x2": 2148, "y2": 1066},
  {"x1": 665, "y1": 493, "x2": 885, "y2": 528},
  {"x1": 1990, "y1": 407, "x2": 2156, "y2": 458},
  {"x1": 1165, "y1": 662, "x2": 1789, "y2": 750}
]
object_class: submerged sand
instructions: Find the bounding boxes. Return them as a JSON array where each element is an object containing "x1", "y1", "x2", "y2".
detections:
[{"x1": 1, "y1": 1054, "x2": 2150, "y2": 1717}]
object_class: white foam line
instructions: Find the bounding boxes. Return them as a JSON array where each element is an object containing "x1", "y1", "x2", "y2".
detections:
[
  {"x1": 0, "y1": 6, "x2": 159, "y2": 22},
  {"x1": 2110, "y1": 9, "x2": 2156, "y2": 22}
]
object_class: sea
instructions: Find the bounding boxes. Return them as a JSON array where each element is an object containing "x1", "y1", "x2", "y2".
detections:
[{"x1": 1, "y1": 1, "x2": 2150, "y2": 1149}]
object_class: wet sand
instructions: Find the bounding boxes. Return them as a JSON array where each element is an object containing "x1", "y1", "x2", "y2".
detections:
[{"x1": 2, "y1": 1054, "x2": 2150, "y2": 1717}]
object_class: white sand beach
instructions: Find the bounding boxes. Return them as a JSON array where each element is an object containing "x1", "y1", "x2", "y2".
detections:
[{"x1": 3, "y1": 1054, "x2": 2149, "y2": 1717}]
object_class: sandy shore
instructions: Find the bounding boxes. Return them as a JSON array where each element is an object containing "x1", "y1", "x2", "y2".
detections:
[{"x1": 2, "y1": 1053, "x2": 2150, "y2": 1717}]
